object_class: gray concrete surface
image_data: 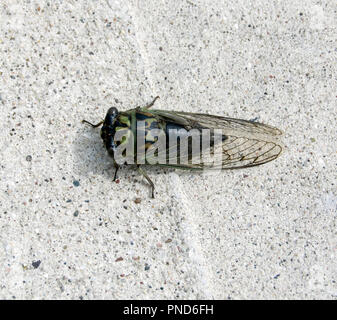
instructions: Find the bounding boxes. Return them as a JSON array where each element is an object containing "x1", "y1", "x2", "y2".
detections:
[{"x1": 0, "y1": 0, "x2": 336, "y2": 299}]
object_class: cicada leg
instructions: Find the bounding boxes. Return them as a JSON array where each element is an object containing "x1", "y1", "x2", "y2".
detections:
[
  {"x1": 143, "y1": 96, "x2": 160, "y2": 110},
  {"x1": 137, "y1": 165, "x2": 155, "y2": 198},
  {"x1": 113, "y1": 161, "x2": 119, "y2": 181},
  {"x1": 82, "y1": 120, "x2": 104, "y2": 128}
]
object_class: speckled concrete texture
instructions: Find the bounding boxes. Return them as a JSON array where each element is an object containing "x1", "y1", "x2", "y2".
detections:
[{"x1": 0, "y1": 0, "x2": 336, "y2": 299}]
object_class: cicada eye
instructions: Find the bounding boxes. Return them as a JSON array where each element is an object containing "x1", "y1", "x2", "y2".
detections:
[
  {"x1": 107, "y1": 107, "x2": 118, "y2": 117},
  {"x1": 104, "y1": 107, "x2": 119, "y2": 126}
]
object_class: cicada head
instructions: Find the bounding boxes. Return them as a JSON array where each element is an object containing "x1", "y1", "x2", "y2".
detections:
[{"x1": 100, "y1": 107, "x2": 119, "y2": 157}]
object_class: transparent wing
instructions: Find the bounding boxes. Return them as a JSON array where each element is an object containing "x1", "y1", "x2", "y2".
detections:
[
  {"x1": 148, "y1": 109, "x2": 283, "y2": 170},
  {"x1": 152, "y1": 110, "x2": 282, "y2": 136}
]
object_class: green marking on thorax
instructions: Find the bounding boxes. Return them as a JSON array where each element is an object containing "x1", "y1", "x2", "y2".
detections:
[{"x1": 119, "y1": 115, "x2": 131, "y2": 127}]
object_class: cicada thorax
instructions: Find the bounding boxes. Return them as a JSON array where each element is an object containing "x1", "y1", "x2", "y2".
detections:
[
  {"x1": 134, "y1": 111, "x2": 165, "y2": 164},
  {"x1": 114, "y1": 114, "x2": 132, "y2": 144}
]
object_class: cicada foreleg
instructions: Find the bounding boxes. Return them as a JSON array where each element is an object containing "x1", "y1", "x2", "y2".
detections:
[{"x1": 82, "y1": 119, "x2": 104, "y2": 128}]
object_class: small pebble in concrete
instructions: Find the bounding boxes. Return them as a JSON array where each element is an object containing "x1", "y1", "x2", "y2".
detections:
[
  {"x1": 32, "y1": 260, "x2": 41, "y2": 269},
  {"x1": 73, "y1": 180, "x2": 80, "y2": 187}
]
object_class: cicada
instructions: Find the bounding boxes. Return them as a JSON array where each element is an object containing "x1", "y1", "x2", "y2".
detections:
[{"x1": 83, "y1": 96, "x2": 283, "y2": 198}]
